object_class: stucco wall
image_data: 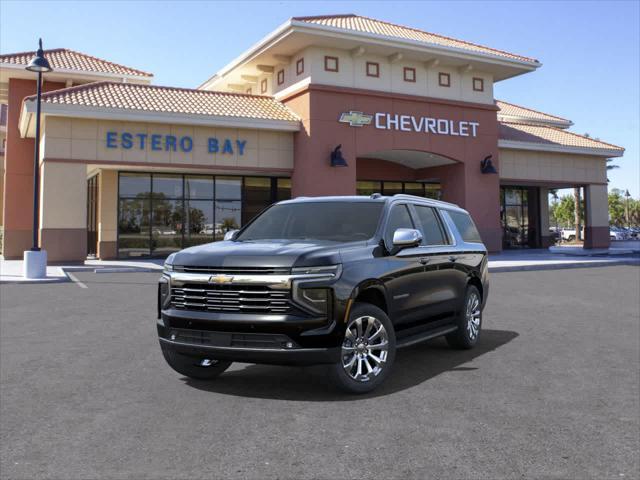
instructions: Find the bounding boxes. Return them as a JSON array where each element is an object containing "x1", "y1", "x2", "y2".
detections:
[
  {"x1": 42, "y1": 117, "x2": 294, "y2": 171},
  {"x1": 499, "y1": 148, "x2": 607, "y2": 184},
  {"x1": 273, "y1": 46, "x2": 494, "y2": 105}
]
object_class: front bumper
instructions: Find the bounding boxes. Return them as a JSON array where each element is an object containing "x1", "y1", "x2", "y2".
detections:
[{"x1": 158, "y1": 322, "x2": 340, "y2": 365}]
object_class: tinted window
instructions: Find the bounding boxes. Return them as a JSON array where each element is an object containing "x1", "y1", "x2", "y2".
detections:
[
  {"x1": 414, "y1": 205, "x2": 446, "y2": 245},
  {"x1": 385, "y1": 204, "x2": 414, "y2": 246},
  {"x1": 449, "y1": 211, "x2": 482, "y2": 243},
  {"x1": 237, "y1": 202, "x2": 383, "y2": 242}
]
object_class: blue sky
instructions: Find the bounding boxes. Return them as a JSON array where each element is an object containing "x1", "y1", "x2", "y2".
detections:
[{"x1": 1, "y1": 0, "x2": 638, "y2": 197}]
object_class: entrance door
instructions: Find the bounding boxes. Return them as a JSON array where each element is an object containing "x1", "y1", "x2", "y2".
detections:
[
  {"x1": 87, "y1": 175, "x2": 99, "y2": 257},
  {"x1": 500, "y1": 186, "x2": 540, "y2": 248}
]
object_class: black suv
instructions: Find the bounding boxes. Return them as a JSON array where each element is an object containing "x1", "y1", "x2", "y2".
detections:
[{"x1": 157, "y1": 194, "x2": 489, "y2": 393}]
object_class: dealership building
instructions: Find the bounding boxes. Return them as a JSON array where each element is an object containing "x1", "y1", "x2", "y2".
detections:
[{"x1": 0, "y1": 14, "x2": 624, "y2": 261}]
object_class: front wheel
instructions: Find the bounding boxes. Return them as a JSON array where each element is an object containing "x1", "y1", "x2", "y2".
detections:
[
  {"x1": 161, "y1": 347, "x2": 232, "y2": 380},
  {"x1": 329, "y1": 302, "x2": 396, "y2": 394},
  {"x1": 446, "y1": 285, "x2": 482, "y2": 349}
]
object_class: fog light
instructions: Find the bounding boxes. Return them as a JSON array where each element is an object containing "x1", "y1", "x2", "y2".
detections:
[
  {"x1": 170, "y1": 333, "x2": 176, "y2": 341},
  {"x1": 285, "y1": 342, "x2": 294, "y2": 349}
]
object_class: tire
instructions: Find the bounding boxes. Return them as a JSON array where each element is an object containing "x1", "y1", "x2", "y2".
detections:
[
  {"x1": 161, "y1": 347, "x2": 232, "y2": 380},
  {"x1": 446, "y1": 285, "x2": 482, "y2": 350},
  {"x1": 567, "y1": 235, "x2": 575, "y2": 242},
  {"x1": 328, "y1": 302, "x2": 396, "y2": 394}
]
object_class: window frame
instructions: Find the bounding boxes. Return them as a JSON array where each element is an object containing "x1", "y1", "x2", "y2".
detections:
[
  {"x1": 324, "y1": 55, "x2": 339, "y2": 72},
  {"x1": 366, "y1": 61, "x2": 380, "y2": 78},
  {"x1": 438, "y1": 72, "x2": 451, "y2": 87},
  {"x1": 277, "y1": 69, "x2": 284, "y2": 85},
  {"x1": 403, "y1": 67, "x2": 416, "y2": 83},
  {"x1": 296, "y1": 58, "x2": 304, "y2": 75},
  {"x1": 472, "y1": 77, "x2": 484, "y2": 92},
  {"x1": 260, "y1": 78, "x2": 268, "y2": 94}
]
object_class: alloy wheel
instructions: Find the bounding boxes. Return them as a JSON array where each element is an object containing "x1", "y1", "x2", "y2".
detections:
[
  {"x1": 341, "y1": 315, "x2": 389, "y2": 382},
  {"x1": 466, "y1": 292, "x2": 481, "y2": 341}
]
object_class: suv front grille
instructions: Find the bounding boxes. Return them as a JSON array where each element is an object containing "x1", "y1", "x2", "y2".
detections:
[
  {"x1": 171, "y1": 284, "x2": 291, "y2": 314},
  {"x1": 173, "y1": 266, "x2": 291, "y2": 275}
]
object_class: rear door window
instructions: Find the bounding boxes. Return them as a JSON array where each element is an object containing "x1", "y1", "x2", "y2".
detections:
[
  {"x1": 449, "y1": 211, "x2": 482, "y2": 243},
  {"x1": 414, "y1": 205, "x2": 447, "y2": 246}
]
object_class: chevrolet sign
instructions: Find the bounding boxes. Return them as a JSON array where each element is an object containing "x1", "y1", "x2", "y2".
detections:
[
  {"x1": 338, "y1": 111, "x2": 373, "y2": 127},
  {"x1": 209, "y1": 274, "x2": 234, "y2": 284}
]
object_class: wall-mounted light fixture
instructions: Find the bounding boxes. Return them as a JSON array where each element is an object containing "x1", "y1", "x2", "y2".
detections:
[
  {"x1": 330, "y1": 144, "x2": 348, "y2": 167},
  {"x1": 480, "y1": 155, "x2": 497, "y2": 174}
]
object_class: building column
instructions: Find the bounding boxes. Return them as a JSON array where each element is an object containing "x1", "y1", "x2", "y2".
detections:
[
  {"x1": 98, "y1": 170, "x2": 118, "y2": 259},
  {"x1": 39, "y1": 161, "x2": 87, "y2": 262},
  {"x1": 584, "y1": 184, "x2": 610, "y2": 249},
  {"x1": 539, "y1": 188, "x2": 553, "y2": 247}
]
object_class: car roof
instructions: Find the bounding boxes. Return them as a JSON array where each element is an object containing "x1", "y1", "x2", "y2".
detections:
[{"x1": 278, "y1": 194, "x2": 466, "y2": 212}]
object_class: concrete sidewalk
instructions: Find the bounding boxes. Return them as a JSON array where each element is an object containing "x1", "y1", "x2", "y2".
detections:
[{"x1": 2, "y1": 249, "x2": 638, "y2": 284}]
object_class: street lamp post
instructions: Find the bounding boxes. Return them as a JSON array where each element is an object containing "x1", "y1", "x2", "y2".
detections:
[
  {"x1": 23, "y1": 39, "x2": 52, "y2": 279},
  {"x1": 625, "y1": 189, "x2": 631, "y2": 229}
]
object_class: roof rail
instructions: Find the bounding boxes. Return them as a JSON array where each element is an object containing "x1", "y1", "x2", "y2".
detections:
[{"x1": 391, "y1": 193, "x2": 460, "y2": 208}]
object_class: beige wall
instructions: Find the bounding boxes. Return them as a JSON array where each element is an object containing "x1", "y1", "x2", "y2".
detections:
[
  {"x1": 499, "y1": 148, "x2": 607, "y2": 184},
  {"x1": 42, "y1": 117, "x2": 294, "y2": 170},
  {"x1": 40, "y1": 161, "x2": 86, "y2": 229},
  {"x1": 585, "y1": 184, "x2": 609, "y2": 228},
  {"x1": 266, "y1": 46, "x2": 494, "y2": 104}
]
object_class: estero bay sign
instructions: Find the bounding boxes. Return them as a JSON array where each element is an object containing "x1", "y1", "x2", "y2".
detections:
[
  {"x1": 105, "y1": 131, "x2": 248, "y2": 155},
  {"x1": 339, "y1": 111, "x2": 480, "y2": 137}
]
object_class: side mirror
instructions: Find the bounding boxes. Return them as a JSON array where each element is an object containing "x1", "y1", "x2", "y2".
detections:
[
  {"x1": 392, "y1": 228, "x2": 422, "y2": 249},
  {"x1": 223, "y1": 229, "x2": 239, "y2": 241}
]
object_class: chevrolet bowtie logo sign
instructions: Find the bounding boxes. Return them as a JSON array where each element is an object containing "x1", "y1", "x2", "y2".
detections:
[
  {"x1": 209, "y1": 274, "x2": 234, "y2": 284},
  {"x1": 338, "y1": 111, "x2": 373, "y2": 127}
]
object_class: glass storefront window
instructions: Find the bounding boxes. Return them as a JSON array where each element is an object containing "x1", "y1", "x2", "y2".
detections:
[
  {"x1": 382, "y1": 182, "x2": 403, "y2": 196},
  {"x1": 216, "y1": 176, "x2": 241, "y2": 200},
  {"x1": 404, "y1": 182, "x2": 424, "y2": 197},
  {"x1": 117, "y1": 173, "x2": 289, "y2": 258},
  {"x1": 119, "y1": 173, "x2": 151, "y2": 197},
  {"x1": 153, "y1": 175, "x2": 183, "y2": 198},
  {"x1": 185, "y1": 176, "x2": 214, "y2": 200},
  {"x1": 424, "y1": 184, "x2": 441, "y2": 200},
  {"x1": 243, "y1": 177, "x2": 272, "y2": 225},
  {"x1": 216, "y1": 200, "x2": 241, "y2": 240},
  {"x1": 118, "y1": 197, "x2": 151, "y2": 257},
  {"x1": 276, "y1": 178, "x2": 291, "y2": 201},
  {"x1": 357, "y1": 181, "x2": 382, "y2": 196},
  {"x1": 185, "y1": 200, "x2": 214, "y2": 247}
]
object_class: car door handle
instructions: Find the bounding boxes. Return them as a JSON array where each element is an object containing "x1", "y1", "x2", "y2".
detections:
[{"x1": 419, "y1": 257, "x2": 430, "y2": 265}]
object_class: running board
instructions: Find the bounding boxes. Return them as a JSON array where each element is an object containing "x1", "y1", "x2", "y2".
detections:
[{"x1": 396, "y1": 325, "x2": 458, "y2": 349}]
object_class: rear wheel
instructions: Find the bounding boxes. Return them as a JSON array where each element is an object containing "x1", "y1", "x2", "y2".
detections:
[
  {"x1": 329, "y1": 302, "x2": 396, "y2": 394},
  {"x1": 161, "y1": 347, "x2": 232, "y2": 380},
  {"x1": 446, "y1": 285, "x2": 482, "y2": 349}
]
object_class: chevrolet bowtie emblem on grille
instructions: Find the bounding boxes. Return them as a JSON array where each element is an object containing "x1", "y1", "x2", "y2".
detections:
[
  {"x1": 338, "y1": 111, "x2": 373, "y2": 127},
  {"x1": 209, "y1": 274, "x2": 234, "y2": 284}
]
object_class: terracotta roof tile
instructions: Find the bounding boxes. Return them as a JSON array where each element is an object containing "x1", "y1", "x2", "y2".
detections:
[
  {"x1": 0, "y1": 48, "x2": 152, "y2": 77},
  {"x1": 293, "y1": 14, "x2": 538, "y2": 64},
  {"x1": 496, "y1": 100, "x2": 571, "y2": 126},
  {"x1": 499, "y1": 122, "x2": 623, "y2": 153},
  {"x1": 27, "y1": 81, "x2": 299, "y2": 122}
]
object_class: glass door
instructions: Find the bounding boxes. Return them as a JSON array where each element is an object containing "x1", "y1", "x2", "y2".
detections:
[{"x1": 86, "y1": 175, "x2": 99, "y2": 257}]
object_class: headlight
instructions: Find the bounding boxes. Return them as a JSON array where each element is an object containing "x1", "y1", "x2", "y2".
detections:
[
  {"x1": 294, "y1": 287, "x2": 330, "y2": 315},
  {"x1": 164, "y1": 253, "x2": 176, "y2": 272},
  {"x1": 291, "y1": 264, "x2": 342, "y2": 278}
]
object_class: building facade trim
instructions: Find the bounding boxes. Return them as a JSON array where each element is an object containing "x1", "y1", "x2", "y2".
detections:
[{"x1": 498, "y1": 140, "x2": 623, "y2": 158}]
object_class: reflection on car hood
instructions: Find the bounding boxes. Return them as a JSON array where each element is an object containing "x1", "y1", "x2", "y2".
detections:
[{"x1": 171, "y1": 239, "x2": 358, "y2": 268}]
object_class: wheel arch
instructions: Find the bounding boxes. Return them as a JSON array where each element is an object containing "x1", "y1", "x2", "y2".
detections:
[{"x1": 351, "y1": 279, "x2": 389, "y2": 314}]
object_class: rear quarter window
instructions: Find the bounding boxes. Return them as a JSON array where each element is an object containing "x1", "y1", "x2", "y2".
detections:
[{"x1": 449, "y1": 211, "x2": 482, "y2": 243}]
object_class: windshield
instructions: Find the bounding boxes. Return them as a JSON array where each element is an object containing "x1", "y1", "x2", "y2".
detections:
[{"x1": 236, "y1": 201, "x2": 384, "y2": 242}]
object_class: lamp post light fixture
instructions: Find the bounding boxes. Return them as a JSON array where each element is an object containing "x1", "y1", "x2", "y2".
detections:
[{"x1": 23, "y1": 39, "x2": 52, "y2": 279}]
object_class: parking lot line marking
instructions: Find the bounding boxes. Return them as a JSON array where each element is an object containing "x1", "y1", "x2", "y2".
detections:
[{"x1": 66, "y1": 272, "x2": 88, "y2": 289}]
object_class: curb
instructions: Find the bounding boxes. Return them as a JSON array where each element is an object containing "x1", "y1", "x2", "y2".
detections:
[{"x1": 489, "y1": 259, "x2": 640, "y2": 273}]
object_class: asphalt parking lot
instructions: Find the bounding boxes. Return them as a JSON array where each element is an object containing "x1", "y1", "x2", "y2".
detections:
[{"x1": 1, "y1": 266, "x2": 639, "y2": 479}]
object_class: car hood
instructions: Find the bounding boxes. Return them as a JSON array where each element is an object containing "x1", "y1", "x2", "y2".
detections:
[{"x1": 169, "y1": 239, "x2": 360, "y2": 268}]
